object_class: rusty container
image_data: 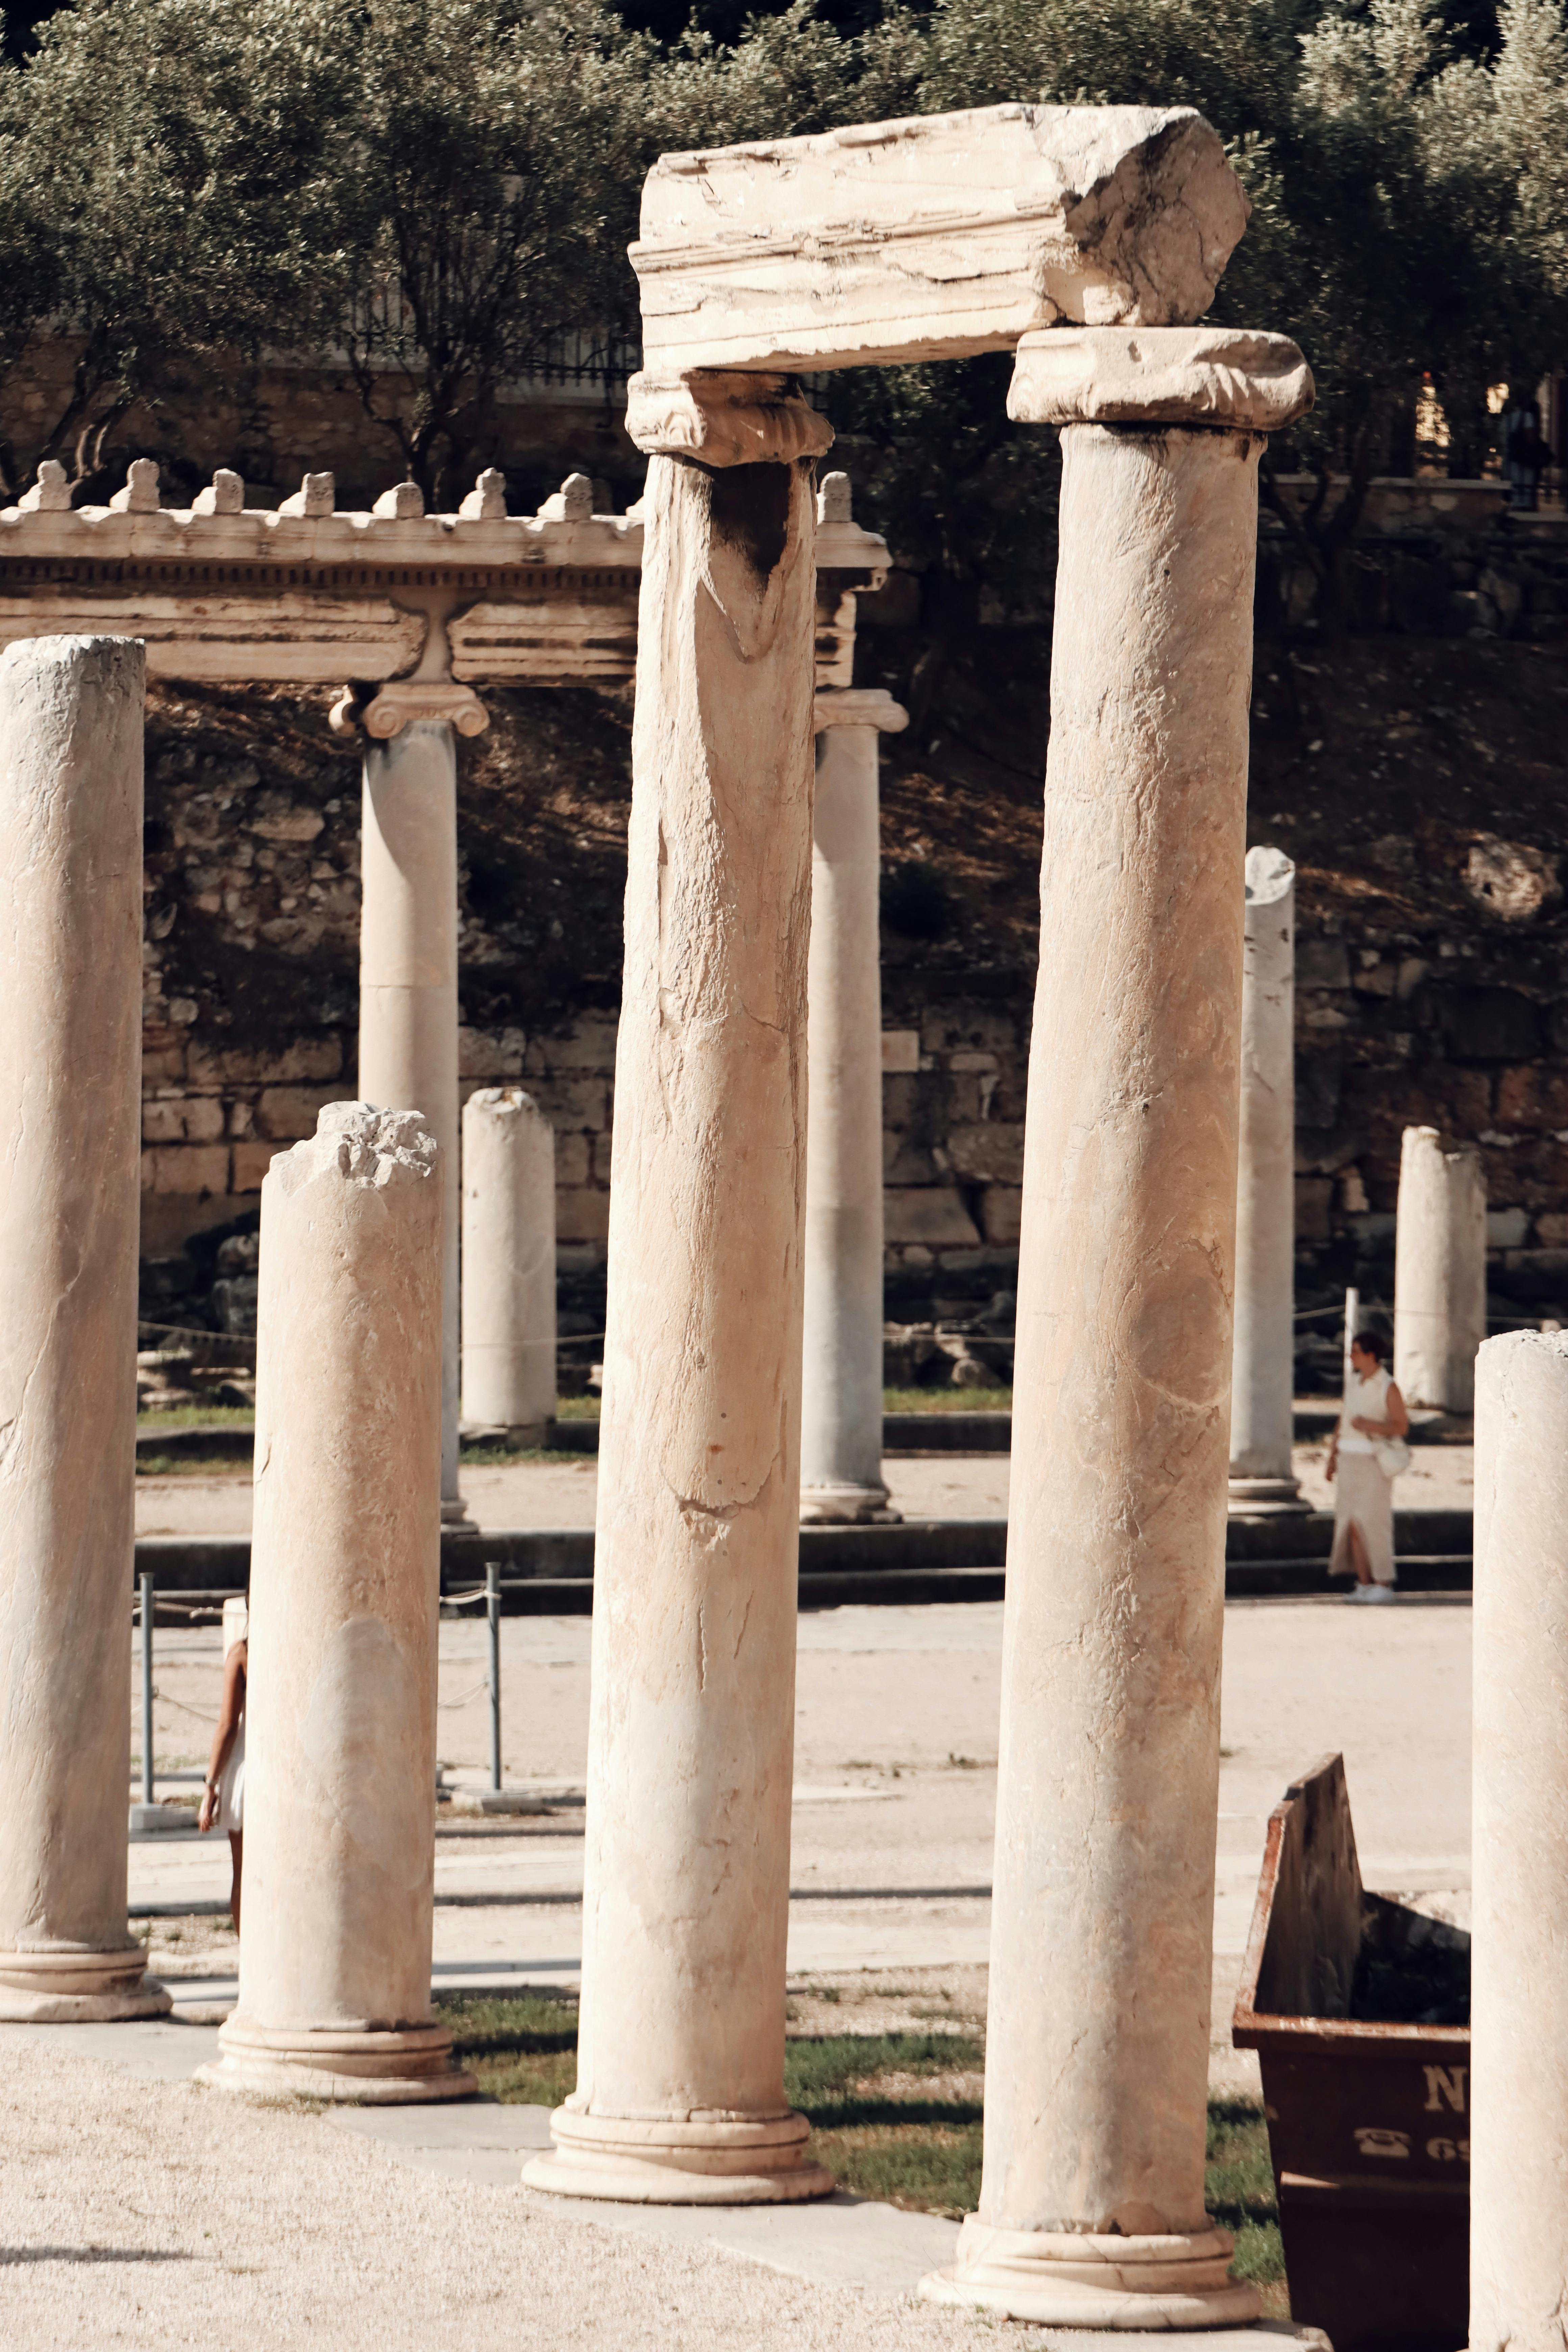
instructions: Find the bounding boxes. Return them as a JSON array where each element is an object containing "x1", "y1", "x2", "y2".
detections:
[{"x1": 1233, "y1": 1754, "x2": 1469, "y2": 2352}]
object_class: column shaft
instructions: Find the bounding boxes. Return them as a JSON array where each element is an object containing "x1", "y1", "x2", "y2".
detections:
[
  {"x1": 359, "y1": 720, "x2": 462, "y2": 1510},
  {"x1": 925, "y1": 317, "x2": 1317, "y2": 2323},
  {"x1": 1229, "y1": 845, "x2": 1304, "y2": 1510},
  {"x1": 461, "y1": 1087, "x2": 556, "y2": 1434},
  {"x1": 1394, "y1": 1125, "x2": 1487, "y2": 1412},
  {"x1": 1471, "y1": 1330, "x2": 1568, "y2": 2352},
  {"x1": 200, "y1": 1103, "x2": 472, "y2": 2102},
  {"x1": 801, "y1": 706, "x2": 898, "y2": 1521},
  {"x1": 524, "y1": 371, "x2": 834, "y2": 2204},
  {"x1": 0, "y1": 635, "x2": 169, "y2": 2022}
]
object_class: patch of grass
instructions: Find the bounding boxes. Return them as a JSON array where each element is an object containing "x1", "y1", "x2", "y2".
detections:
[
  {"x1": 433, "y1": 1994, "x2": 1285, "y2": 2302},
  {"x1": 136, "y1": 1451, "x2": 253, "y2": 1476},
  {"x1": 439, "y1": 1993, "x2": 580, "y2": 2107},
  {"x1": 137, "y1": 1404, "x2": 255, "y2": 1429},
  {"x1": 1206, "y1": 2097, "x2": 1287, "y2": 2312},
  {"x1": 883, "y1": 1388, "x2": 1012, "y2": 1415},
  {"x1": 458, "y1": 1444, "x2": 591, "y2": 1467},
  {"x1": 552, "y1": 1396, "x2": 602, "y2": 1420}
]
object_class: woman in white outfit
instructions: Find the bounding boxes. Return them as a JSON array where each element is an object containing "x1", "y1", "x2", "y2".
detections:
[
  {"x1": 1327, "y1": 1332, "x2": 1409, "y2": 1602},
  {"x1": 198, "y1": 1595, "x2": 247, "y2": 1929}
]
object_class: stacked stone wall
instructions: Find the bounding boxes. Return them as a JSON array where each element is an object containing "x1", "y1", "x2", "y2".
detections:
[{"x1": 131, "y1": 516, "x2": 1568, "y2": 1380}]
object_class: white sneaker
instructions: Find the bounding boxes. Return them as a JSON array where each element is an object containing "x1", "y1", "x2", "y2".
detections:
[{"x1": 1349, "y1": 1582, "x2": 1398, "y2": 1603}]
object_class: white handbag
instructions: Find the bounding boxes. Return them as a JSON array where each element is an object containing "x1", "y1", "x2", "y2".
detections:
[{"x1": 1374, "y1": 1437, "x2": 1411, "y2": 1479}]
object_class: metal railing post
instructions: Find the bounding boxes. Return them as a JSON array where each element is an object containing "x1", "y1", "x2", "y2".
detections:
[
  {"x1": 139, "y1": 1572, "x2": 154, "y2": 1806},
  {"x1": 486, "y1": 1561, "x2": 501, "y2": 1793}
]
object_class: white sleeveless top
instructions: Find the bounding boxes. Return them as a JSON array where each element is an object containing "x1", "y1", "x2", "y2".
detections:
[{"x1": 1340, "y1": 1367, "x2": 1392, "y2": 1455}]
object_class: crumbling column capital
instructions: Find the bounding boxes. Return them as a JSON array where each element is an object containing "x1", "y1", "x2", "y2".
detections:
[
  {"x1": 624, "y1": 368, "x2": 833, "y2": 466},
  {"x1": 812, "y1": 686, "x2": 908, "y2": 735},
  {"x1": 1009, "y1": 325, "x2": 1314, "y2": 435}
]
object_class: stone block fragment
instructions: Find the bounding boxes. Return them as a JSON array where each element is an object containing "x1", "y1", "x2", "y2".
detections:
[{"x1": 633, "y1": 104, "x2": 1250, "y2": 372}]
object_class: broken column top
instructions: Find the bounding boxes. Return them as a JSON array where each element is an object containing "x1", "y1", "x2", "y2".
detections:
[{"x1": 632, "y1": 102, "x2": 1250, "y2": 372}]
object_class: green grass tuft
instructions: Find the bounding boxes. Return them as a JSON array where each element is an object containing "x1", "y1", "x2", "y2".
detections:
[{"x1": 433, "y1": 1993, "x2": 1284, "y2": 2298}]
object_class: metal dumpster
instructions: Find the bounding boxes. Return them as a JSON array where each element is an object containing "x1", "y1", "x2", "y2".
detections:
[{"x1": 1232, "y1": 1753, "x2": 1469, "y2": 2352}]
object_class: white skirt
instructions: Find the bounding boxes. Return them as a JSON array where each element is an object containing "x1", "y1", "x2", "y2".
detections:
[
  {"x1": 210, "y1": 1716, "x2": 244, "y2": 1834},
  {"x1": 1330, "y1": 1453, "x2": 1397, "y2": 1585}
]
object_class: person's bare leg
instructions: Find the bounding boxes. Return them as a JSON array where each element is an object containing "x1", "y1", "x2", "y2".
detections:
[
  {"x1": 1347, "y1": 1522, "x2": 1374, "y2": 1586},
  {"x1": 228, "y1": 1832, "x2": 243, "y2": 1936}
]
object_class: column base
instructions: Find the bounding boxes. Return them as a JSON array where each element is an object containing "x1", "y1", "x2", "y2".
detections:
[
  {"x1": 439, "y1": 1495, "x2": 470, "y2": 1525},
  {"x1": 521, "y1": 2104, "x2": 837, "y2": 2204},
  {"x1": 1227, "y1": 1475, "x2": 1310, "y2": 1516},
  {"x1": 800, "y1": 1482, "x2": 901, "y2": 1525},
  {"x1": 196, "y1": 2014, "x2": 476, "y2": 2104},
  {"x1": 920, "y1": 2218, "x2": 1261, "y2": 2328},
  {"x1": 0, "y1": 1945, "x2": 172, "y2": 2023}
]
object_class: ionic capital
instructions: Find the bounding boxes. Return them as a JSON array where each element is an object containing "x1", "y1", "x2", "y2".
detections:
[
  {"x1": 813, "y1": 687, "x2": 908, "y2": 735},
  {"x1": 625, "y1": 369, "x2": 834, "y2": 467},
  {"x1": 339, "y1": 680, "x2": 489, "y2": 739},
  {"x1": 1008, "y1": 327, "x2": 1314, "y2": 434}
]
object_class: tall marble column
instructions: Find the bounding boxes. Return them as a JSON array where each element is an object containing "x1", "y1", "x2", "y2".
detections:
[
  {"x1": 1228, "y1": 844, "x2": 1305, "y2": 1512},
  {"x1": 923, "y1": 326, "x2": 1313, "y2": 2324},
  {"x1": 1394, "y1": 1124, "x2": 1487, "y2": 1413},
  {"x1": 461, "y1": 1086, "x2": 556, "y2": 1437},
  {"x1": 800, "y1": 684, "x2": 908, "y2": 1525},
  {"x1": 523, "y1": 370, "x2": 835, "y2": 2204},
  {"x1": 359, "y1": 721, "x2": 464, "y2": 1517},
  {"x1": 1470, "y1": 1329, "x2": 1568, "y2": 2352},
  {"x1": 199, "y1": 1103, "x2": 472, "y2": 2102},
  {"x1": 0, "y1": 636, "x2": 170, "y2": 2023}
]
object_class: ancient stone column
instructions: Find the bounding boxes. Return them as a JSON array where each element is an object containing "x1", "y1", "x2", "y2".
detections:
[
  {"x1": 800, "y1": 685, "x2": 908, "y2": 1525},
  {"x1": 461, "y1": 1086, "x2": 556, "y2": 1438},
  {"x1": 522, "y1": 370, "x2": 835, "y2": 2204},
  {"x1": 0, "y1": 635, "x2": 170, "y2": 2023},
  {"x1": 923, "y1": 326, "x2": 1313, "y2": 2324},
  {"x1": 199, "y1": 1103, "x2": 472, "y2": 2102},
  {"x1": 359, "y1": 721, "x2": 464, "y2": 1517},
  {"x1": 1471, "y1": 1329, "x2": 1568, "y2": 2352},
  {"x1": 1229, "y1": 844, "x2": 1305, "y2": 1512},
  {"x1": 1395, "y1": 1125, "x2": 1487, "y2": 1413}
]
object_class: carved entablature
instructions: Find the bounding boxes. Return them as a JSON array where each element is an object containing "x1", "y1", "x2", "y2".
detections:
[{"x1": 0, "y1": 470, "x2": 891, "y2": 709}]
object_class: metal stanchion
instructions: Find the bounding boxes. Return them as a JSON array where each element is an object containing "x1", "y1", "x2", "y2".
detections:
[
  {"x1": 487, "y1": 1560, "x2": 502, "y2": 1793},
  {"x1": 140, "y1": 1571, "x2": 155, "y2": 1807}
]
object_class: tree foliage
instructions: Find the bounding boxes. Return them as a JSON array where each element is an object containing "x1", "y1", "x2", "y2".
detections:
[{"x1": 0, "y1": 0, "x2": 1563, "y2": 589}]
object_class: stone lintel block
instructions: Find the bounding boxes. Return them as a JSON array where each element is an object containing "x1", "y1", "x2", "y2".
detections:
[
  {"x1": 625, "y1": 369, "x2": 834, "y2": 465},
  {"x1": 884, "y1": 1186, "x2": 983, "y2": 1247},
  {"x1": 1009, "y1": 326, "x2": 1315, "y2": 433},
  {"x1": 633, "y1": 104, "x2": 1250, "y2": 373}
]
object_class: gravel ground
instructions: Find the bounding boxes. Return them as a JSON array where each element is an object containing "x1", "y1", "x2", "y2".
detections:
[{"x1": 0, "y1": 2037, "x2": 1004, "y2": 2352}]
